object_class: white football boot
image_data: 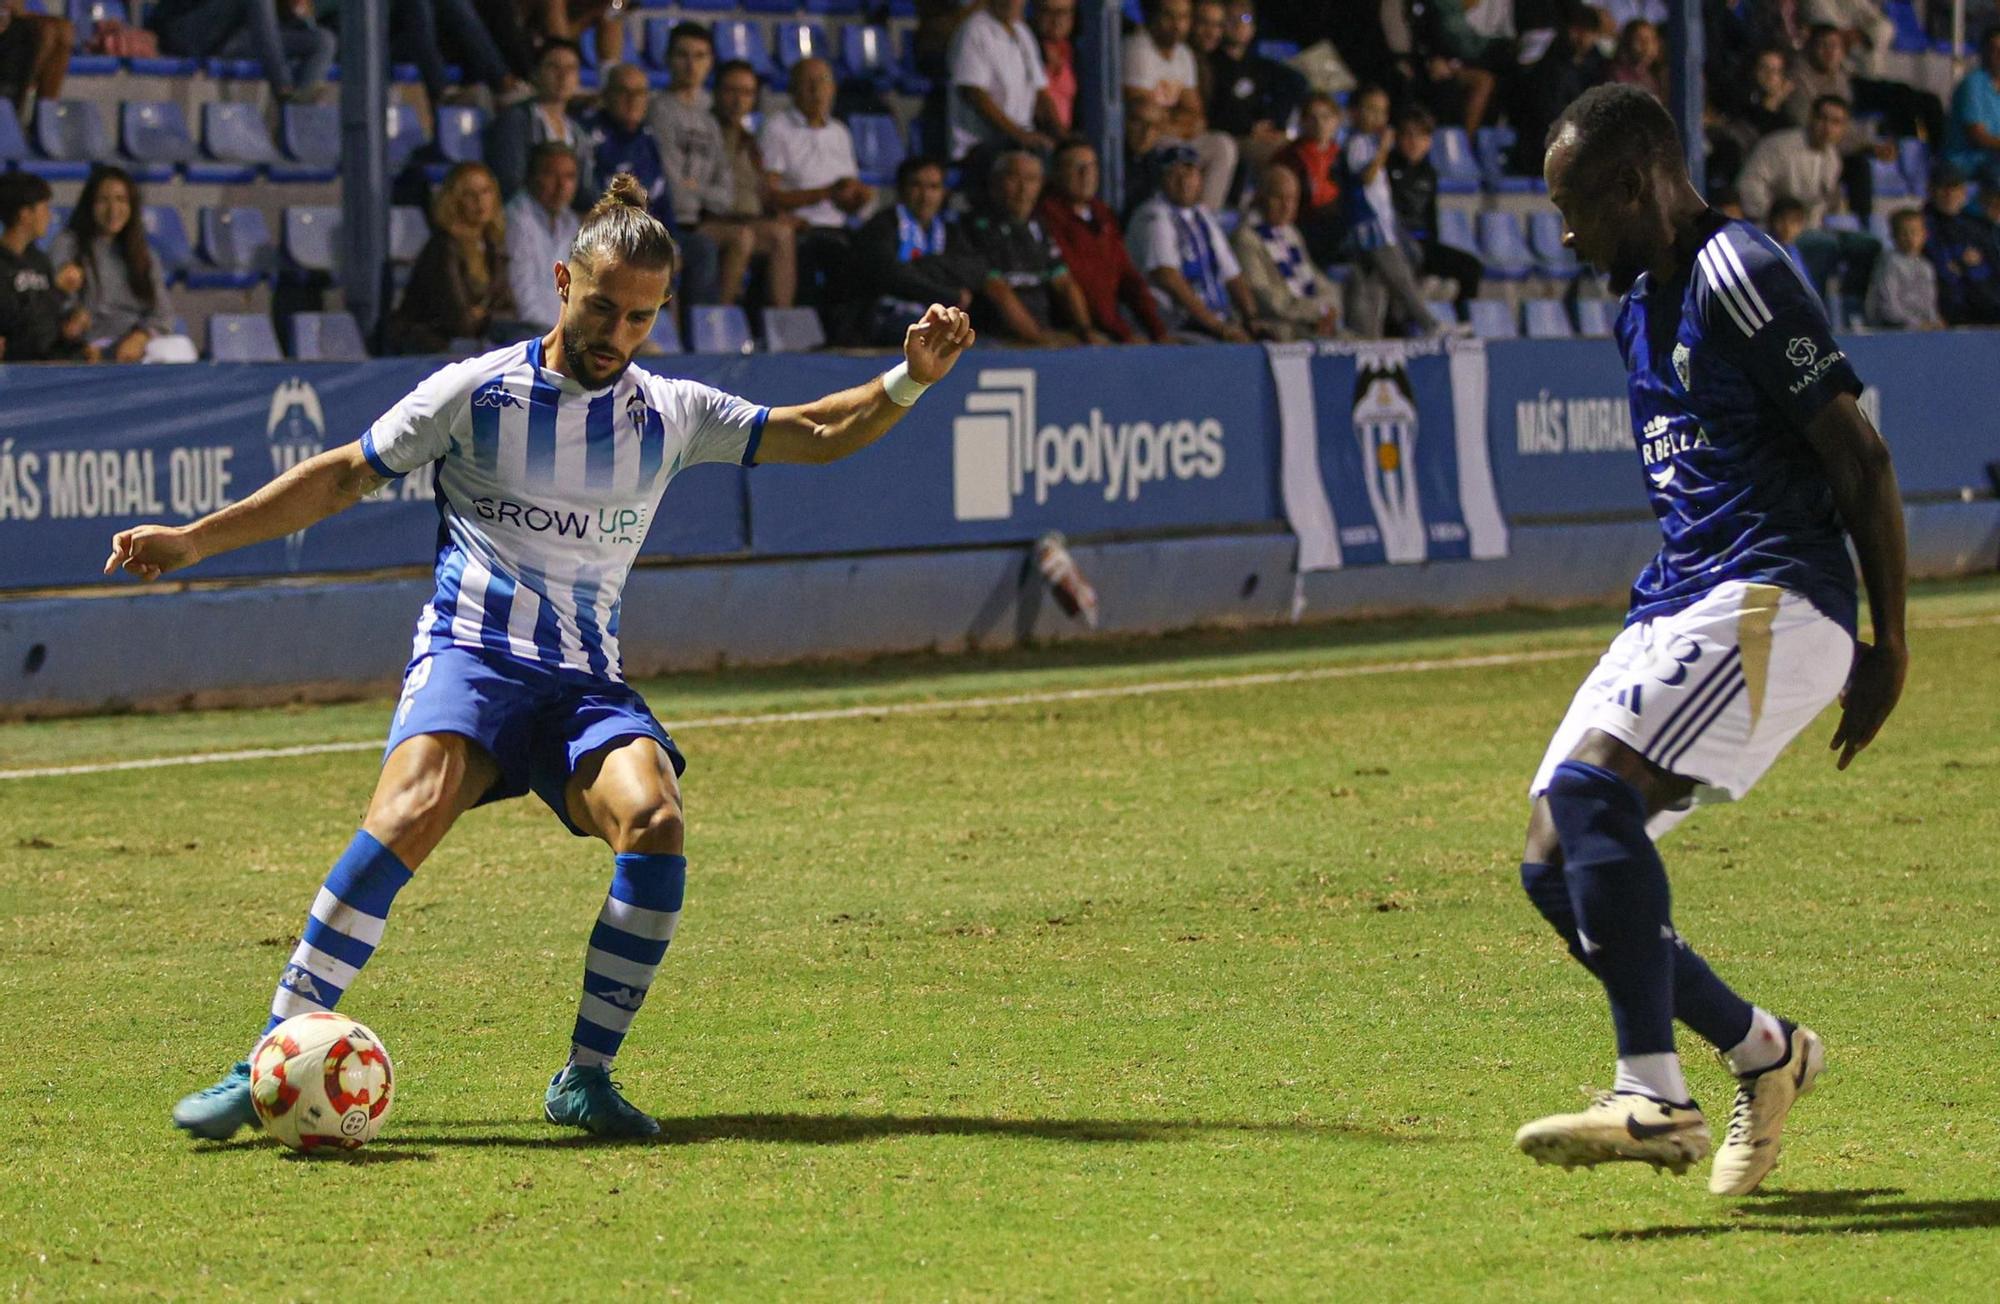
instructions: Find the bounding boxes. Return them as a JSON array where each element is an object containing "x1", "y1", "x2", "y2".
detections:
[
  {"x1": 1515, "y1": 1090, "x2": 1711, "y2": 1175},
  {"x1": 1708, "y1": 1024, "x2": 1825, "y2": 1196}
]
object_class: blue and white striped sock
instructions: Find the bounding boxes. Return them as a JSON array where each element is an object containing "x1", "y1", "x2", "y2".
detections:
[
  {"x1": 568, "y1": 852, "x2": 685, "y2": 1070},
  {"x1": 265, "y1": 830, "x2": 413, "y2": 1033}
]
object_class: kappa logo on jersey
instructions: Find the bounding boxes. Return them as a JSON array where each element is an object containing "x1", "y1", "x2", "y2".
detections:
[
  {"x1": 600, "y1": 987, "x2": 646, "y2": 1010},
  {"x1": 950, "y1": 368, "x2": 1226, "y2": 522},
  {"x1": 472, "y1": 381, "x2": 525, "y2": 410},
  {"x1": 1347, "y1": 355, "x2": 1428, "y2": 556},
  {"x1": 1785, "y1": 336, "x2": 1818, "y2": 368}
]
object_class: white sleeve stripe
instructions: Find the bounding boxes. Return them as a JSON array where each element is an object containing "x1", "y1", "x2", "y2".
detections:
[
  {"x1": 1713, "y1": 235, "x2": 1773, "y2": 326},
  {"x1": 1699, "y1": 242, "x2": 1765, "y2": 332},
  {"x1": 1697, "y1": 247, "x2": 1758, "y2": 337}
]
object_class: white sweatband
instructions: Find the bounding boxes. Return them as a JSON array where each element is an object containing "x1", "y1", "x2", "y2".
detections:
[{"x1": 881, "y1": 360, "x2": 929, "y2": 407}]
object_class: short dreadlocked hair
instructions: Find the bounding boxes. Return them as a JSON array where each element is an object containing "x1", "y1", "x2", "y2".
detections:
[{"x1": 1546, "y1": 83, "x2": 1684, "y2": 186}]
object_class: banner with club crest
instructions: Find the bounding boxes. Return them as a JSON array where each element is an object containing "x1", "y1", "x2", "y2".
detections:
[{"x1": 1267, "y1": 337, "x2": 1509, "y2": 572}]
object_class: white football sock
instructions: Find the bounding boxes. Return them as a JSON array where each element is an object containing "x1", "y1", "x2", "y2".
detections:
[
  {"x1": 1723, "y1": 1006, "x2": 1789, "y2": 1076},
  {"x1": 1614, "y1": 1052, "x2": 1691, "y2": 1105}
]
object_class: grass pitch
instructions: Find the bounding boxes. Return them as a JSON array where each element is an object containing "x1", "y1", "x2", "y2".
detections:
[{"x1": 5, "y1": 578, "x2": 2000, "y2": 1300}]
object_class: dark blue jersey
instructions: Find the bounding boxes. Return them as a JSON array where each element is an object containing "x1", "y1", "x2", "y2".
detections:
[{"x1": 1614, "y1": 214, "x2": 1861, "y2": 634}]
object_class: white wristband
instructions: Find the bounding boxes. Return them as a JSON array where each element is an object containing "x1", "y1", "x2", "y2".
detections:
[{"x1": 881, "y1": 360, "x2": 930, "y2": 407}]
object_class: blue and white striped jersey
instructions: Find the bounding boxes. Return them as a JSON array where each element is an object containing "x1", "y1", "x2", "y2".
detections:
[
  {"x1": 360, "y1": 337, "x2": 767, "y2": 681},
  {"x1": 1615, "y1": 215, "x2": 1861, "y2": 634}
]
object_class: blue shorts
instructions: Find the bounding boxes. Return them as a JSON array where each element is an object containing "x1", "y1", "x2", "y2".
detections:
[{"x1": 383, "y1": 643, "x2": 684, "y2": 837}]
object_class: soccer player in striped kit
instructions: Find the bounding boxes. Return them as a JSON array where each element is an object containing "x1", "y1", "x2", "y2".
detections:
[
  {"x1": 1513, "y1": 86, "x2": 1908, "y2": 1193},
  {"x1": 110, "y1": 175, "x2": 976, "y2": 1139}
]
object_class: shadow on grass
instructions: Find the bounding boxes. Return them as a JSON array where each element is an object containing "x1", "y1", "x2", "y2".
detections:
[
  {"x1": 1585, "y1": 1188, "x2": 2000, "y2": 1240},
  {"x1": 330, "y1": 1111, "x2": 1454, "y2": 1151}
]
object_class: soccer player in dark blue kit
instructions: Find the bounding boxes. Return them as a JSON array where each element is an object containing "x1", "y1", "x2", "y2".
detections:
[{"x1": 1512, "y1": 85, "x2": 1909, "y2": 1194}]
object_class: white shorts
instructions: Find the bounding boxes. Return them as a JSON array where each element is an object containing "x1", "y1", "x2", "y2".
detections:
[{"x1": 1530, "y1": 581, "x2": 1854, "y2": 837}]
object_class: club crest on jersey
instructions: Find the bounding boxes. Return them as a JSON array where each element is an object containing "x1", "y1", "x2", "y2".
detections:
[
  {"x1": 1671, "y1": 342, "x2": 1691, "y2": 391},
  {"x1": 624, "y1": 389, "x2": 655, "y2": 437},
  {"x1": 472, "y1": 381, "x2": 524, "y2": 410}
]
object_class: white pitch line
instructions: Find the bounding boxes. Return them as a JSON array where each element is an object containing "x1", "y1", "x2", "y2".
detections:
[{"x1": 6, "y1": 610, "x2": 1996, "y2": 783}]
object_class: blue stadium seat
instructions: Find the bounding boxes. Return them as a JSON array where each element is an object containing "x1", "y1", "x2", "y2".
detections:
[
  {"x1": 1476, "y1": 125, "x2": 1543, "y2": 194},
  {"x1": 678, "y1": 0, "x2": 734, "y2": 11},
  {"x1": 1822, "y1": 213, "x2": 1863, "y2": 234},
  {"x1": 1898, "y1": 137, "x2": 1930, "y2": 193},
  {"x1": 1432, "y1": 127, "x2": 1482, "y2": 194},
  {"x1": 774, "y1": 21, "x2": 830, "y2": 70},
  {"x1": 283, "y1": 205, "x2": 341, "y2": 274},
  {"x1": 887, "y1": 0, "x2": 915, "y2": 15},
  {"x1": 840, "y1": 24, "x2": 893, "y2": 84},
  {"x1": 1255, "y1": 38, "x2": 1300, "y2": 61},
  {"x1": 141, "y1": 205, "x2": 194, "y2": 281},
  {"x1": 1867, "y1": 210, "x2": 1894, "y2": 244},
  {"x1": 713, "y1": 21, "x2": 777, "y2": 79},
  {"x1": 649, "y1": 310, "x2": 683, "y2": 353},
  {"x1": 1425, "y1": 298, "x2": 1458, "y2": 325},
  {"x1": 385, "y1": 102, "x2": 426, "y2": 172},
  {"x1": 0, "y1": 100, "x2": 28, "y2": 165},
  {"x1": 206, "y1": 57, "x2": 268, "y2": 81},
  {"x1": 389, "y1": 205, "x2": 430, "y2": 263},
  {"x1": 743, "y1": 0, "x2": 798, "y2": 12},
  {"x1": 891, "y1": 27, "x2": 933, "y2": 95},
  {"x1": 1467, "y1": 298, "x2": 1518, "y2": 339},
  {"x1": 29, "y1": 99, "x2": 110, "y2": 180},
  {"x1": 1437, "y1": 206, "x2": 1479, "y2": 257},
  {"x1": 191, "y1": 206, "x2": 275, "y2": 289},
  {"x1": 850, "y1": 113, "x2": 903, "y2": 186},
  {"x1": 436, "y1": 106, "x2": 488, "y2": 163},
  {"x1": 804, "y1": 0, "x2": 862, "y2": 14},
  {"x1": 275, "y1": 103, "x2": 340, "y2": 181},
  {"x1": 209, "y1": 313, "x2": 285, "y2": 362},
  {"x1": 121, "y1": 101, "x2": 198, "y2": 182},
  {"x1": 68, "y1": 0, "x2": 125, "y2": 75},
  {"x1": 643, "y1": 17, "x2": 673, "y2": 69},
  {"x1": 189, "y1": 104, "x2": 276, "y2": 183},
  {"x1": 761, "y1": 305, "x2": 825, "y2": 352},
  {"x1": 1478, "y1": 210, "x2": 1534, "y2": 280},
  {"x1": 1528, "y1": 210, "x2": 1577, "y2": 277},
  {"x1": 1523, "y1": 298, "x2": 1573, "y2": 338},
  {"x1": 1871, "y1": 149, "x2": 1912, "y2": 200},
  {"x1": 289, "y1": 311, "x2": 370, "y2": 361},
  {"x1": 1885, "y1": 0, "x2": 1929, "y2": 52},
  {"x1": 1575, "y1": 298, "x2": 1616, "y2": 337},
  {"x1": 691, "y1": 304, "x2": 753, "y2": 353}
]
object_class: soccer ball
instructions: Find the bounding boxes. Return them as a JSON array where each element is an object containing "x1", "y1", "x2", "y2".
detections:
[{"x1": 248, "y1": 1012, "x2": 395, "y2": 1152}]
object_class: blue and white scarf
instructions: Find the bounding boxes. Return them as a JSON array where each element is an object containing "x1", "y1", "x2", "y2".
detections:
[
  {"x1": 1173, "y1": 206, "x2": 1229, "y2": 315},
  {"x1": 895, "y1": 204, "x2": 948, "y2": 261},
  {"x1": 1257, "y1": 222, "x2": 1318, "y2": 301}
]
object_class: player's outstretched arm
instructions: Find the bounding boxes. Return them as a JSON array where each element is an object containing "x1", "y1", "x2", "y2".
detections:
[
  {"x1": 753, "y1": 304, "x2": 975, "y2": 465},
  {"x1": 102, "y1": 440, "x2": 386, "y2": 582},
  {"x1": 1804, "y1": 393, "x2": 1909, "y2": 770}
]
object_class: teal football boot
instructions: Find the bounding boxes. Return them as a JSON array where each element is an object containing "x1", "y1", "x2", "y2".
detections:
[
  {"x1": 172, "y1": 1061, "x2": 257, "y2": 1140},
  {"x1": 543, "y1": 1064, "x2": 661, "y2": 1138}
]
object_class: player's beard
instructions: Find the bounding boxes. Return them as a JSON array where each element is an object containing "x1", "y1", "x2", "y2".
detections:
[{"x1": 563, "y1": 322, "x2": 630, "y2": 389}]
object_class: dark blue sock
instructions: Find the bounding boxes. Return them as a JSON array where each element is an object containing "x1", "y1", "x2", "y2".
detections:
[
  {"x1": 1546, "y1": 761, "x2": 1676, "y2": 1058},
  {"x1": 1521, "y1": 859, "x2": 1754, "y2": 1051}
]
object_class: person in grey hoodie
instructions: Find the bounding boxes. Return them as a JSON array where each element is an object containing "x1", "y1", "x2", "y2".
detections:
[
  {"x1": 1864, "y1": 208, "x2": 1943, "y2": 329},
  {"x1": 48, "y1": 166, "x2": 194, "y2": 364}
]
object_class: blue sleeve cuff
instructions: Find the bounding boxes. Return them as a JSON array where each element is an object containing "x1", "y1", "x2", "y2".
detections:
[
  {"x1": 740, "y1": 407, "x2": 769, "y2": 467},
  {"x1": 360, "y1": 430, "x2": 405, "y2": 481}
]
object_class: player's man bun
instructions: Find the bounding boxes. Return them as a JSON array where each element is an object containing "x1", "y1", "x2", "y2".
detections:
[{"x1": 569, "y1": 170, "x2": 678, "y2": 279}]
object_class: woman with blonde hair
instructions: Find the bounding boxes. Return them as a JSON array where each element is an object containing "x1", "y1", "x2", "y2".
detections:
[{"x1": 386, "y1": 161, "x2": 530, "y2": 355}]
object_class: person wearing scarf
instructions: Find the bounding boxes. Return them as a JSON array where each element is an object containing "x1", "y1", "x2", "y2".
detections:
[
  {"x1": 856, "y1": 157, "x2": 984, "y2": 344},
  {"x1": 1230, "y1": 162, "x2": 1342, "y2": 341}
]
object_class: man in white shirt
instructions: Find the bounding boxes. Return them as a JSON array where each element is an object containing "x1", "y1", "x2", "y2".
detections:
[
  {"x1": 1741, "y1": 94, "x2": 1880, "y2": 296},
  {"x1": 759, "y1": 56, "x2": 875, "y2": 309},
  {"x1": 505, "y1": 143, "x2": 583, "y2": 332},
  {"x1": 1125, "y1": 144, "x2": 1259, "y2": 341},
  {"x1": 1121, "y1": 0, "x2": 1237, "y2": 210},
  {"x1": 949, "y1": 0, "x2": 1062, "y2": 164}
]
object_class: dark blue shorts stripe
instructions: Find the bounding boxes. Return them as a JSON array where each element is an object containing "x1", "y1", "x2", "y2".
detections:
[
  {"x1": 1644, "y1": 647, "x2": 1741, "y2": 763},
  {"x1": 1662, "y1": 675, "x2": 1746, "y2": 772}
]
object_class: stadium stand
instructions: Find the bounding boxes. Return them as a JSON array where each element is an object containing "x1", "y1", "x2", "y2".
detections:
[{"x1": 691, "y1": 304, "x2": 753, "y2": 354}]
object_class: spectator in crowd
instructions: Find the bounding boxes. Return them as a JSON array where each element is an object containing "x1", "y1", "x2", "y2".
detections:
[
  {"x1": 760, "y1": 57, "x2": 874, "y2": 302},
  {"x1": 149, "y1": 0, "x2": 334, "y2": 102},
  {"x1": 0, "y1": 0, "x2": 71, "y2": 120},
  {"x1": 1711, "y1": 46, "x2": 1795, "y2": 186},
  {"x1": 1808, "y1": 0, "x2": 1894, "y2": 75},
  {"x1": 467, "y1": 0, "x2": 539, "y2": 88},
  {"x1": 1035, "y1": 138, "x2": 1170, "y2": 342},
  {"x1": 649, "y1": 23, "x2": 785, "y2": 310},
  {"x1": 504, "y1": 142, "x2": 581, "y2": 332},
  {"x1": 856, "y1": 156, "x2": 982, "y2": 343},
  {"x1": 1126, "y1": 143, "x2": 1260, "y2": 341},
  {"x1": 586, "y1": 62, "x2": 722, "y2": 308},
  {"x1": 1232, "y1": 162, "x2": 1343, "y2": 340},
  {"x1": 486, "y1": 39, "x2": 593, "y2": 202},
  {"x1": 1608, "y1": 18, "x2": 1665, "y2": 101},
  {"x1": 48, "y1": 167, "x2": 195, "y2": 364},
  {"x1": 381, "y1": 0, "x2": 522, "y2": 121},
  {"x1": 1514, "y1": 0, "x2": 1607, "y2": 173},
  {"x1": 1386, "y1": 104, "x2": 1482, "y2": 315},
  {"x1": 522, "y1": 0, "x2": 623, "y2": 68},
  {"x1": 1704, "y1": 0, "x2": 1793, "y2": 92},
  {"x1": 1205, "y1": 0, "x2": 1308, "y2": 190},
  {"x1": 385, "y1": 161, "x2": 525, "y2": 355},
  {"x1": 964, "y1": 148, "x2": 1104, "y2": 344},
  {"x1": 1276, "y1": 91, "x2": 1345, "y2": 265},
  {"x1": 1123, "y1": 0, "x2": 1238, "y2": 211},
  {"x1": 1785, "y1": 22, "x2": 1901, "y2": 218},
  {"x1": 1395, "y1": 0, "x2": 1503, "y2": 134},
  {"x1": 710, "y1": 55, "x2": 802, "y2": 313},
  {"x1": 1340, "y1": 84, "x2": 1441, "y2": 338},
  {"x1": 1945, "y1": 26, "x2": 2000, "y2": 188},
  {"x1": 1191, "y1": 0, "x2": 1226, "y2": 64},
  {"x1": 1923, "y1": 162, "x2": 2000, "y2": 323},
  {"x1": 0, "y1": 172, "x2": 91, "y2": 362},
  {"x1": 1763, "y1": 195, "x2": 1816, "y2": 289},
  {"x1": 1740, "y1": 93, "x2": 1878, "y2": 292},
  {"x1": 1865, "y1": 207, "x2": 1943, "y2": 328},
  {"x1": 1711, "y1": 182, "x2": 1746, "y2": 220},
  {"x1": 1981, "y1": 182, "x2": 2000, "y2": 230},
  {"x1": 948, "y1": 0, "x2": 1061, "y2": 171},
  {"x1": 1033, "y1": 0, "x2": 1078, "y2": 132}
]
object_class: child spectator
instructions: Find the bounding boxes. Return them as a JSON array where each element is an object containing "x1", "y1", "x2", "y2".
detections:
[
  {"x1": 1386, "y1": 105, "x2": 1482, "y2": 315},
  {"x1": 1340, "y1": 85, "x2": 1440, "y2": 337},
  {"x1": 1865, "y1": 208, "x2": 1943, "y2": 328},
  {"x1": 0, "y1": 171, "x2": 92, "y2": 362},
  {"x1": 1275, "y1": 92, "x2": 1344, "y2": 266},
  {"x1": 1923, "y1": 163, "x2": 2000, "y2": 324}
]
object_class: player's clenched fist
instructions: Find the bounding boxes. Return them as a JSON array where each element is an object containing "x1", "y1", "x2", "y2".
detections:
[
  {"x1": 103, "y1": 524, "x2": 200, "y2": 582},
  {"x1": 904, "y1": 303, "x2": 975, "y2": 386}
]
